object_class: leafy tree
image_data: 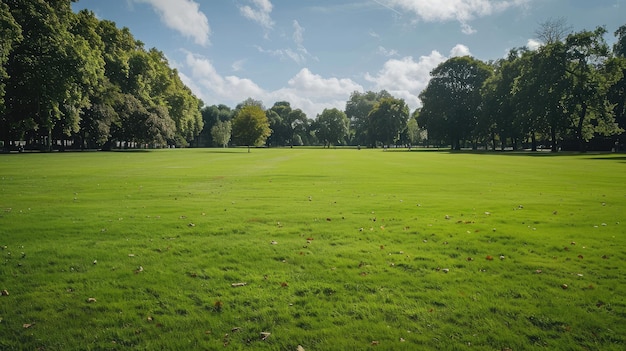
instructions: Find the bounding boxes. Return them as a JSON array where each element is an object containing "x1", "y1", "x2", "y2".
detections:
[
  {"x1": 345, "y1": 90, "x2": 391, "y2": 146},
  {"x1": 480, "y1": 49, "x2": 526, "y2": 150},
  {"x1": 564, "y1": 26, "x2": 622, "y2": 151},
  {"x1": 419, "y1": 56, "x2": 492, "y2": 149},
  {"x1": 266, "y1": 103, "x2": 290, "y2": 146},
  {"x1": 231, "y1": 104, "x2": 271, "y2": 152},
  {"x1": 199, "y1": 104, "x2": 233, "y2": 147},
  {"x1": 367, "y1": 97, "x2": 409, "y2": 147},
  {"x1": 314, "y1": 108, "x2": 349, "y2": 148},
  {"x1": 211, "y1": 120, "x2": 231, "y2": 148},
  {"x1": 406, "y1": 116, "x2": 421, "y2": 147},
  {"x1": 610, "y1": 25, "x2": 626, "y2": 146},
  {"x1": 3, "y1": 0, "x2": 94, "y2": 150},
  {"x1": 514, "y1": 42, "x2": 570, "y2": 151},
  {"x1": 0, "y1": 2, "x2": 22, "y2": 117}
]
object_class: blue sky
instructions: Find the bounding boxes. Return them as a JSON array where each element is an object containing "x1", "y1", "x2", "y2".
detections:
[{"x1": 71, "y1": 0, "x2": 625, "y2": 118}]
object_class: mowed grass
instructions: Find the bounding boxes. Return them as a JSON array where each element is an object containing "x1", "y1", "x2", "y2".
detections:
[{"x1": 0, "y1": 148, "x2": 625, "y2": 350}]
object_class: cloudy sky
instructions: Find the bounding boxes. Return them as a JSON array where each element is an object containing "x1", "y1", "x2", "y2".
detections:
[{"x1": 72, "y1": 0, "x2": 625, "y2": 118}]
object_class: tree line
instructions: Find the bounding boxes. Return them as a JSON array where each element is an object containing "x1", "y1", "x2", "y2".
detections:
[
  {"x1": 418, "y1": 21, "x2": 626, "y2": 152},
  {"x1": 197, "y1": 21, "x2": 626, "y2": 152},
  {"x1": 1, "y1": 0, "x2": 203, "y2": 151},
  {"x1": 1, "y1": 1, "x2": 625, "y2": 152}
]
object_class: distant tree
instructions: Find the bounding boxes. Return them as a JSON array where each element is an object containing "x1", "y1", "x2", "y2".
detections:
[
  {"x1": 367, "y1": 97, "x2": 409, "y2": 147},
  {"x1": 406, "y1": 116, "x2": 421, "y2": 147},
  {"x1": 199, "y1": 104, "x2": 234, "y2": 146},
  {"x1": 314, "y1": 108, "x2": 349, "y2": 148},
  {"x1": 236, "y1": 97, "x2": 264, "y2": 111},
  {"x1": 345, "y1": 90, "x2": 392, "y2": 146},
  {"x1": 535, "y1": 17, "x2": 572, "y2": 45},
  {"x1": 231, "y1": 105, "x2": 271, "y2": 152},
  {"x1": 211, "y1": 120, "x2": 231, "y2": 148}
]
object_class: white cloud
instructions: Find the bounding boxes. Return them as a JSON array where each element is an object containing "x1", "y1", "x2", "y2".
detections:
[
  {"x1": 293, "y1": 20, "x2": 305, "y2": 46},
  {"x1": 365, "y1": 45, "x2": 472, "y2": 109},
  {"x1": 378, "y1": 46, "x2": 399, "y2": 57},
  {"x1": 134, "y1": 0, "x2": 210, "y2": 46},
  {"x1": 526, "y1": 39, "x2": 542, "y2": 51},
  {"x1": 386, "y1": 0, "x2": 530, "y2": 33},
  {"x1": 181, "y1": 53, "x2": 361, "y2": 118},
  {"x1": 231, "y1": 59, "x2": 246, "y2": 72},
  {"x1": 239, "y1": 0, "x2": 275, "y2": 32},
  {"x1": 254, "y1": 21, "x2": 316, "y2": 65},
  {"x1": 365, "y1": 51, "x2": 446, "y2": 109},
  {"x1": 449, "y1": 44, "x2": 472, "y2": 57}
]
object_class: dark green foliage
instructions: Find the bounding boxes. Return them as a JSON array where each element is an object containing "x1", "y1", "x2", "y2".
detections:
[{"x1": 0, "y1": 0, "x2": 202, "y2": 150}]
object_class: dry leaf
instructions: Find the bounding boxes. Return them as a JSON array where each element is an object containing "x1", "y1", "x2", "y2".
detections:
[
  {"x1": 1, "y1": 289, "x2": 8, "y2": 296},
  {"x1": 297, "y1": 345, "x2": 306, "y2": 351},
  {"x1": 260, "y1": 332, "x2": 271, "y2": 340},
  {"x1": 23, "y1": 323, "x2": 34, "y2": 329},
  {"x1": 87, "y1": 297, "x2": 97, "y2": 303},
  {"x1": 231, "y1": 282, "x2": 247, "y2": 287}
]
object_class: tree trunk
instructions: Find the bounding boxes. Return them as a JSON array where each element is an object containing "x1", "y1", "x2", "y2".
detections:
[
  {"x1": 531, "y1": 132, "x2": 537, "y2": 151},
  {"x1": 550, "y1": 126, "x2": 558, "y2": 152},
  {"x1": 577, "y1": 102, "x2": 588, "y2": 153}
]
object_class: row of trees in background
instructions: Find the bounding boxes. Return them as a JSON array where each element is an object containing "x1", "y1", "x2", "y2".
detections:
[
  {"x1": 198, "y1": 94, "x2": 416, "y2": 150},
  {"x1": 2, "y1": 1, "x2": 625, "y2": 152},
  {"x1": 1, "y1": 0, "x2": 203, "y2": 151},
  {"x1": 200, "y1": 21, "x2": 626, "y2": 152},
  {"x1": 419, "y1": 21, "x2": 626, "y2": 151}
]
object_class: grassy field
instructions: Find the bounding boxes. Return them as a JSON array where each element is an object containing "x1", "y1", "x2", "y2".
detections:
[{"x1": 1, "y1": 148, "x2": 625, "y2": 350}]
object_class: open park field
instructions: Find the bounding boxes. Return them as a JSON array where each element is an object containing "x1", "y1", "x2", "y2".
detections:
[{"x1": 1, "y1": 148, "x2": 625, "y2": 350}]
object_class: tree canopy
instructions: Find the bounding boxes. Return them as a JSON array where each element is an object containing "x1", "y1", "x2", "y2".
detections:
[
  {"x1": 1, "y1": 0, "x2": 202, "y2": 151},
  {"x1": 231, "y1": 105, "x2": 271, "y2": 152}
]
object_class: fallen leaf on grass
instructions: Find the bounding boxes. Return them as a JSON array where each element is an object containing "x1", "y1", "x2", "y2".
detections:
[
  {"x1": 1, "y1": 289, "x2": 8, "y2": 296},
  {"x1": 23, "y1": 323, "x2": 34, "y2": 329},
  {"x1": 231, "y1": 282, "x2": 247, "y2": 287},
  {"x1": 371, "y1": 340, "x2": 380, "y2": 345},
  {"x1": 87, "y1": 298, "x2": 97, "y2": 303},
  {"x1": 486, "y1": 255, "x2": 494, "y2": 261},
  {"x1": 260, "y1": 332, "x2": 271, "y2": 340},
  {"x1": 297, "y1": 345, "x2": 305, "y2": 351}
]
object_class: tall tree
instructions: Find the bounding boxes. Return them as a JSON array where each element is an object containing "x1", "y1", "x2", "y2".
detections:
[
  {"x1": 3, "y1": 0, "x2": 93, "y2": 150},
  {"x1": 419, "y1": 56, "x2": 492, "y2": 149},
  {"x1": 231, "y1": 104, "x2": 271, "y2": 152},
  {"x1": 345, "y1": 90, "x2": 392, "y2": 146},
  {"x1": 0, "y1": 2, "x2": 21, "y2": 111},
  {"x1": 609, "y1": 24, "x2": 626, "y2": 148},
  {"x1": 514, "y1": 42, "x2": 570, "y2": 151},
  {"x1": 480, "y1": 49, "x2": 526, "y2": 150},
  {"x1": 564, "y1": 26, "x2": 622, "y2": 151},
  {"x1": 314, "y1": 108, "x2": 349, "y2": 148}
]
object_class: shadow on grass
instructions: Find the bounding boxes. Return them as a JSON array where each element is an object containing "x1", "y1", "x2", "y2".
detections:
[{"x1": 437, "y1": 149, "x2": 626, "y2": 158}]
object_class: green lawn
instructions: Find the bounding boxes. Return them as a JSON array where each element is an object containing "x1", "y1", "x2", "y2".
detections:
[{"x1": 1, "y1": 148, "x2": 625, "y2": 350}]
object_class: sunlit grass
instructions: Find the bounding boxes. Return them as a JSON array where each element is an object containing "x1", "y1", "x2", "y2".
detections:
[{"x1": 1, "y1": 148, "x2": 625, "y2": 350}]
